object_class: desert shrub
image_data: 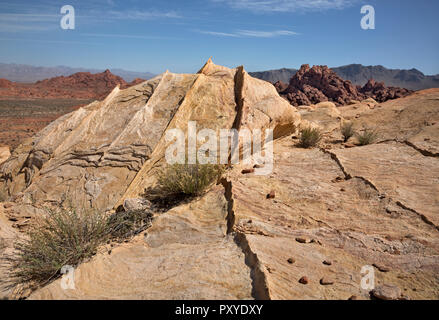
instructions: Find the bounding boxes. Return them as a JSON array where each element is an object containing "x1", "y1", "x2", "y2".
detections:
[
  {"x1": 298, "y1": 127, "x2": 322, "y2": 148},
  {"x1": 0, "y1": 188, "x2": 7, "y2": 202},
  {"x1": 0, "y1": 237, "x2": 5, "y2": 252},
  {"x1": 341, "y1": 122, "x2": 355, "y2": 142},
  {"x1": 157, "y1": 162, "x2": 224, "y2": 197},
  {"x1": 1, "y1": 204, "x2": 157, "y2": 291},
  {"x1": 2, "y1": 207, "x2": 110, "y2": 288},
  {"x1": 107, "y1": 209, "x2": 153, "y2": 241},
  {"x1": 356, "y1": 129, "x2": 379, "y2": 146}
]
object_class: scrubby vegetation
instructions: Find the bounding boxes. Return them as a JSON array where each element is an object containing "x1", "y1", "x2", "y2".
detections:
[
  {"x1": 1, "y1": 206, "x2": 153, "y2": 290},
  {"x1": 298, "y1": 127, "x2": 322, "y2": 148},
  {"x1": 0, "y1": 188, "x2": 7, "y2": 202},
  {"x1": 0, "y1": 237, "x2": 5, "y2": 252},
  {"x1": 341, "y1": 122, "x2": 355, "y2": 142},
  {"x1": 107, "y1": 209, "x2": 153, "y2": 242},
  {"x1": 156, "y1": 162, "x2": 224, "y2": 197},
  {"x1": 356, "y1": 128, "x2": 379, "y2": 146},
  {"x1": 2, "y1": 208, "x2": 109, "y2": 288}
]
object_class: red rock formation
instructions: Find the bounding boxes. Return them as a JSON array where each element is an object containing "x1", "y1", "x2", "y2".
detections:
[
  {"x1": 359, "y1": 79, "x2": 413, "y2": 102},
  {"x1": 0, "y1": 79, "x2": 13, "y2": 88},
  {"x1": 277, "y1": 64, "x2": 413, "y2": 106},
  {"x1": 0, "y1": 70, "x2": 145, "y2": 100}
]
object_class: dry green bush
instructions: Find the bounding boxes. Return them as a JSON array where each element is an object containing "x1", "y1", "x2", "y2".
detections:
[
  {"x1": 341, "y1": 122, "x2": 355, "y2": 142},
  {"x1": 2, "y1": 208, "x2": 110, "y2": 288},
  {"x1": 1, "y1": 206, "x2": 155, "y2": 290},
  {"x1": 298, "y1": 127, "x2": 322, "y2": 148},
  {"x1": 107, "y1": 209, "x2": 153, "y2": 241},
  {"x1": 157, "y1": 162, "x2": 224, "y2": 197},
  {"x1": 0, "y1": 188, "x2": 7, "y2": 202},
  {"x1": 356, "y1": 128, "x2": 379, "y2": 146}
]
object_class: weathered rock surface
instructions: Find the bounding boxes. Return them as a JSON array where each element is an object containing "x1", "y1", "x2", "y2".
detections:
[
  {"x1": 1, "y1": 62, "x2": 438, "y2": 300},
  {"x1": 0, "y1": 146, "x2": 10, "y2": 166}
]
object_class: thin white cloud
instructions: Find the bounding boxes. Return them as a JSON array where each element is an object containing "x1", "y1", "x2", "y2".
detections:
[
  {"x1": 212, "y1": 0, "x2": 358, "y2": 12},
  {"x1": 82, "y1": 33, "x2": 176, "y2": 40},
  {"x1": 0, "y1": 4, "x2": 182, "y2": 34},
  {"x1": 0, "y1": 37, "x2": 103, "y2": 45},
  {"x1": 199, "y1": 31, "x2": 240, "y2": 37},
  {"x1": 0, "y1": 13, "x2": 59, "y2": 32},
  {"x1": 199, "y1": 29, "x2": 299, "y2": 38},
  {"x1": 106, "y1": 10, "x2": 182, "y2": 20},
  {"x1": 238, "y1": 30, "x2": 299, "y2": 37}
]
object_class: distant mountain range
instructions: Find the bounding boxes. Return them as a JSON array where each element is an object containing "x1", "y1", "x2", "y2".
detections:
[
  {"x1": 250, "y1": 64, "x2": 439, "y2": 91},
  {"x1": 0, "y1": 63, "x2": 156, "y2": 83}
]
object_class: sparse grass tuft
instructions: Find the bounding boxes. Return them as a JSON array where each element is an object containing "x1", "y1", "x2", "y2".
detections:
[
  {"x1": 0, "y1": 237, "x2": 6, "y2": 252},
  {"x1": 356, "y1": 128, "x2": 379, "y2": 146},
  {"x1": 2, "y1": 208, "x2": 110, "y2": 288},
  {"x1": 341, "y1": 122, "x2": 355, "y2": 142},
  {"x1": 298, "y1": 127, "x2": 322, "y2": 148},
  {"x1": 156, "y1": 162, "x2": 224, "y2": 198},
  {"x1": 0, "y1": 188, "x2": 7, "y2": 202},
  {"x1": 1, "y1": 206, "x2": 155, "y2": 291},
  {"x1": 107, "y1": 210, "x2": 153, "y2": 242}
]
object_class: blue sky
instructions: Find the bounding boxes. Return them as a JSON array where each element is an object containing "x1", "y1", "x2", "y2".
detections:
[{"x1": 0, "y1": 0, "x2": 438, "y2": 74}]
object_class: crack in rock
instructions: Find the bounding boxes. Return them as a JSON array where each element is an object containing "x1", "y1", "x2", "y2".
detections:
[{"x1": 220, "y1": 177, "x2": 271, "y2": 300}]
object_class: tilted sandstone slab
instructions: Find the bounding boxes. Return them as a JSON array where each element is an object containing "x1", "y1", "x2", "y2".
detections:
[
  {"x1": 119, "y1": 59, "x2": 301, "y2": 203},
  {"x1": 332, "y1": 142, "x2": 439, "y2": 228}
]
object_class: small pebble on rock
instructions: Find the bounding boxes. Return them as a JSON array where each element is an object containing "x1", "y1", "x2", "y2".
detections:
[
  {"x1": 287, "y1": 258, "x2": 295, "y2": 264},
  {"x1": 266, "y1": 191, "x2": 276, "y2": 199},
  {"x1": 299, "y1": 276, "x2": 309, "y2": 285}
]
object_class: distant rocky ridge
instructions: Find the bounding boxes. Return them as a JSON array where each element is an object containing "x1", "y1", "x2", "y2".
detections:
[
  {"x1": 0, "y1": 63, "x2": 155, "y2": 83},
  {"x1": 0, "y1": 70, "x2": 145, "y2": 100},
  {"x1": 250, "y1": 64, "x2": 439, "y2": 91},
  {"x1": 275, "y1": 64, "x2": 413, "y2": 106}
]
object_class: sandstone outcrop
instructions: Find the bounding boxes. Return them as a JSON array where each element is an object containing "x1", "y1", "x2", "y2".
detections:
[
  {"x1": 0, "y1": 61, "x2": 438, "y2": 300},
  {"x1": 276, "y1": 64, "x2": 413, "y2": 106},
  {"x1": 0, "y1": 146, "x2": 10, "y2": 165}
]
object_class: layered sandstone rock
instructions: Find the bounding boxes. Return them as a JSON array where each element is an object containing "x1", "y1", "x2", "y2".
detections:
[
  {"x1": 0, "y1": 59, "x2": 301, "y2": 214},
  {"x1": 0, "y1": 146, "x2": 10, "y2": 165}
]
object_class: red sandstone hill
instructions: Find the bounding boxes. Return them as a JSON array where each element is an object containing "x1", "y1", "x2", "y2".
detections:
[
  {"x1": 0, "y1": 79, "x2": 13, "y2": 88},
  {"x1": 0, "y1": 70, "x2": 145, "y2": 100},
  {"x1": 276, "y1": 64, "x2": 413, "y2": 106}
]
